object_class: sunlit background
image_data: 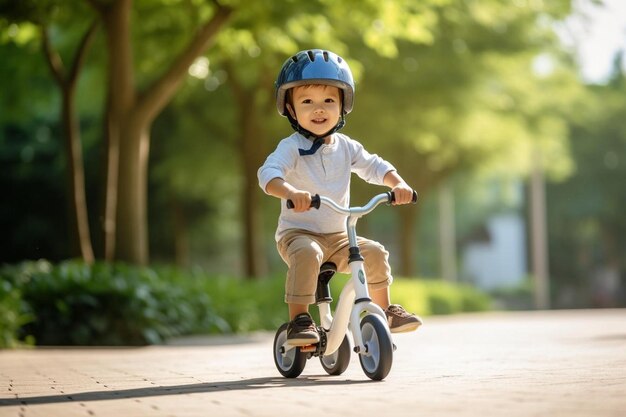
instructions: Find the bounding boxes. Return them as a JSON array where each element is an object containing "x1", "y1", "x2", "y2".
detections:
[{"x1": 0, "y1": 0, "x2": 624, "y2": 346}]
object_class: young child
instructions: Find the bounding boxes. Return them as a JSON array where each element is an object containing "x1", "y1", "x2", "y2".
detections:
[{"x1": 258, "y1": 49, "x2": 422, "y2": 345}]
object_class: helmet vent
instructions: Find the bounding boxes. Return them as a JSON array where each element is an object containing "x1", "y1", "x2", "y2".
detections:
[
  {"x1": 291, "y1": 55, "x2": 298, "y2": 63},
  {"x1": 323, "y1": 51, "x2": 329, "y2": 62},
  {"x1": 307, "y1": 50, "x2": 315, "y2": 61}
]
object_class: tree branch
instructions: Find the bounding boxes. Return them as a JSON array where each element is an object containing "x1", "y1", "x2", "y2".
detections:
[
  {"x1": 41, "y1": 26, "x2": 66, "y2": 88},
  {"x1": 136, "y1": 2, "x2": 234, "y2": 124},
  {"x1": 68, "y1": 20, "x2": 100, "y2": 84}
]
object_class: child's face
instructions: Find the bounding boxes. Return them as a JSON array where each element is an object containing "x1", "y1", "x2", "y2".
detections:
[{"x1": 287, "y1": 85, "x2": 342, "y2": 137}]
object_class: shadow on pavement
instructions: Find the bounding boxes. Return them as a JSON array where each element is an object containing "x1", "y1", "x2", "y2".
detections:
[{"x1": 0, "y1": 376, "x2": 371, "y2": 406}]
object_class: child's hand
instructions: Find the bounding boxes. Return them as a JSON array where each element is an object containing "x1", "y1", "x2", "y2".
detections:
[
  {"x1": 287, "y1": 190, "x2": 312, "y2": 212},
  {"x1": 391, "y1": 183, "x2": 414, "y2": 205}
]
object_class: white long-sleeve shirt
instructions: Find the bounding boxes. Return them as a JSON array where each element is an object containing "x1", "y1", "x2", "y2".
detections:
[{"x1": 258, "y1": 132, "x2": 396, "y2": 242}]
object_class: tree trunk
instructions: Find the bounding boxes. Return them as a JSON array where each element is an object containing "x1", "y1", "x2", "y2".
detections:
[
  {"x1": 100, "y1": 97, "x2": 120, "y2": 261},
  {"x1": 438, "y1": 181, "x2": 457, "y2": 282},
  {"x1": 62, "y1": 89, "x2": 95, "y2": 264},
  {"x1": 41, "y1": 23, "x2": 97, "y2": 264},
  {"x1": 224, "y1": 60, "x2": 271, "y2": 279},
  {"x1": 529, "y1": 144, "x2": 550, "y2": 309},
  {"x1": 116, "y1": 121, "x2": 150, "y2": 264},
  {"x1": 98, "y1": 0, "x2": 135, "y2": 262},
  {"x1": 239, "y1": 99, "x2": 268, "y2": 278}
]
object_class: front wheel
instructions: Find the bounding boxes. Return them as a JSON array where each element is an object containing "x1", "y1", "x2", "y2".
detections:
[
  {"x1": 358, "y1": 314, "x2": 393, "y2": 380},
  {"x1": 320, "y1": 334, "x2": 351, "y2": 375},
  {"x1": 273, "y1": 323, "x2": 307, "y2": 378}
]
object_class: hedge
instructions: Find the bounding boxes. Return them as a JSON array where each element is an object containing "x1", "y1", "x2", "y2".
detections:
[{"x1": 0, "y1": 260, "x2": 492, "y2": 347}]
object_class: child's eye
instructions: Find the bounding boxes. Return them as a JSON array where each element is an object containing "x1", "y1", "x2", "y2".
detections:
[
  {"x1": 301, "y1": 99, "x2": 312, "y2": 104},
  {"x1": 325, "y1": 98, "x2": 335, "y2": 103}
]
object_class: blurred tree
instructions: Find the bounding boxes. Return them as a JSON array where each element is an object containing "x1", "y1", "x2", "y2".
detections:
[
  {"x1": 547, "y1": 66, "x2": 626, "y2": 307},
  {"x1": 0, "y1": 0, "x2": 98, "y2": 263},
  {"x1": 89, "y1": 0, "x2": 232, "y2": 264},
  {"x1": 0, "y1": 0, "x2": 233, "y2": 266},
  {"x1": 346, "y1": 0, "x2": 578, "y2": 275},
  {"x1": 149, "y1": 73, "x2": 239, "y2": 268}
]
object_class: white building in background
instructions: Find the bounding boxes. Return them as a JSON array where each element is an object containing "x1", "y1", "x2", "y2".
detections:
[{"x1": 461, "y1": 213, "x2": 527, "y2": 290}]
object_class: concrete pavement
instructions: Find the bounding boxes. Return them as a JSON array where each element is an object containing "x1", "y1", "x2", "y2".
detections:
[{"x1": 1, "y1": 309, "x2": 625, "y2": 417}]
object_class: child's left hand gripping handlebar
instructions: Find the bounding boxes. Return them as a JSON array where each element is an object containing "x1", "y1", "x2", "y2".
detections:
[
  {"x1": 389, "y1": 190, "x2": 419, "y2": 204},
  {"x1": 286, "y1": 194, "x2": 322, "y2": 209}
]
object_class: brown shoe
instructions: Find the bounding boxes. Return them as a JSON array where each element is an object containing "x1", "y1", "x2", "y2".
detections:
[
  {"x1": 286, "y1": 313, "x2": 320, "y2": 345},
  {"x1": 385, "y1": 304, "x2": 423, "y2": 333}
]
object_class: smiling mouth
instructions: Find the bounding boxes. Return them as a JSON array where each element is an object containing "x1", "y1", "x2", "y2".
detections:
[{"x1": 312, "y1": 118, "x2": 327, "y2": 124}]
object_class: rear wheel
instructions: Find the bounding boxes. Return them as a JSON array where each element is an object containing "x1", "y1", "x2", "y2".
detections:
[
  {"x1": 320, "y1": 334, "x2": 351, "y2": 375},
  {"x1": 273, "y1": 323, "x2": 307, "y2": 378},
  {"x1": 358, "y1": 314, "x2": 393, "y2": 380}
]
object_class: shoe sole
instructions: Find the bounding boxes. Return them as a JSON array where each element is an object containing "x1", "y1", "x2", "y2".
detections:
[
  {"x1": 390, "y1": 322, "x2": 422, "y2": 333},
  {"x1": 287, "y1": 337, "x2": 320, "y2": 346}
]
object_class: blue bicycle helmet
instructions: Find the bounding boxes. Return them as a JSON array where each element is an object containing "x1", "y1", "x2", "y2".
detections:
[{"x1": 275, "y1": 49, "x2": 355, "y2": 142}]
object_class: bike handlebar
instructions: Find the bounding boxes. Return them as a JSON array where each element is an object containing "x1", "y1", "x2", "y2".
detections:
[
  {"x1": 286, "y1": 190, "x2": 418, "y2": 212},
  {"x1": 390, "y1": 190, "x2": 419, "y2": 205},
  {"x1": 286, "y1": 194, "x2": 321, "y2": 210}
]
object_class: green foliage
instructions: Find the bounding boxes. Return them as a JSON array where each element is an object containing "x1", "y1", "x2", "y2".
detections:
[
  {"x1": 0, "y1": 280, "x2": 34, "y2": 348},
  {"x1": 327, "y1": 274, "x2": 492, "y2": 316},
  {"x1": 379, "y1": 277, "x2": 492, "y2": 315},
  {"x1": 176, "y1": 273, "x2": 493, "y2": 329},
  {"x1": 191, "y1": 273, "x2": 288, "y2": 332},
  {"x1": 0, "y1": 117, "x2": 71, "y2": 263},
  {"x1": 546, "y1": 72, "x2": 626, "y2": 307},
  {"x1": 182, "y1": 273, "x2": 493, "y2": 331},
  {"x1": 0, "y1": 260, "x2": 229, "y2": 346},
  {"x1": 0, "y1": 260, "x2": 492, "y2": 347},
  {"x1": 347, "y1": 0, "x2": 580, "y2": 195}
]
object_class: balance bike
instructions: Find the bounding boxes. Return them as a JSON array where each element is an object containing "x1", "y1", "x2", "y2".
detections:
[{"x1": 273, "y1": 191, "x2": 418, "y2": 381}]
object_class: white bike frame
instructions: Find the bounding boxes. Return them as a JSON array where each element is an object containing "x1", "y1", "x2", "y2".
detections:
[{"x1": 285, "y1": 192, "x2": 394, "y2": 357}]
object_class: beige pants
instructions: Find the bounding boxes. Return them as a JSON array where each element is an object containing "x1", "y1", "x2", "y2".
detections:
[{"x1": 277, "y1": 229, "x2": 393, "y2": 305}]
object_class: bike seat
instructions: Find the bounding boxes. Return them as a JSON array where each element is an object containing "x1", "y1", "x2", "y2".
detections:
[{"x1": 318, "y1": 262, "x2": 337, "y2": 282}]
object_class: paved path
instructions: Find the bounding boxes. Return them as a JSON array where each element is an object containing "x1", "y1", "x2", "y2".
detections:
[{"x1": 1, "y1": 309, "x2": 625, "y2": 417}]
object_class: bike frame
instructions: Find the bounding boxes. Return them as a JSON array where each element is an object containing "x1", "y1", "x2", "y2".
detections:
[{"x1": 284, "y1": 192, "x2": 394, "y2": 357}]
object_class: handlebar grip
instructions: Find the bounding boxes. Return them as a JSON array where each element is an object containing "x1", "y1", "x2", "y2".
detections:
[
  {"x1": 389, "y1": 190, "x2": 418, "y2": 204},
  {"x1": 286, "y1": 194, "x2": 321, "y2": 210}
]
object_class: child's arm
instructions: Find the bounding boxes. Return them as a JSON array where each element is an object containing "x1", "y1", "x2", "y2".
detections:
[
  {"x1": 265, "y1": 178, "x2": 312, "y2": 212},
  {"x1": 383, "y1": 171, "x2": 414, "y2": 205}
]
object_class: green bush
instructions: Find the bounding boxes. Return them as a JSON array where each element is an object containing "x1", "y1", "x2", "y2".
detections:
[
  {"x1": 335, "y1": 276, "x2": 493, "y2": 316},
  {"x1": 0, "y1": 260, "x2": 228, "y2": 346},
  {"x1": 195, "y1": 274, "x2": 288, "y2": 332},
  {"x1": 0, "y1": 260, "x2": 493, "y2": 347},
  {"x1": 0, "y1": 280, "x2": 34, "y2": 348},
  {"x1": 152, "y1": 266, "x2": 288, "y2": 333},
  {"x1": 418, "y1": 280, "x2": 488, "y2": 314}
]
